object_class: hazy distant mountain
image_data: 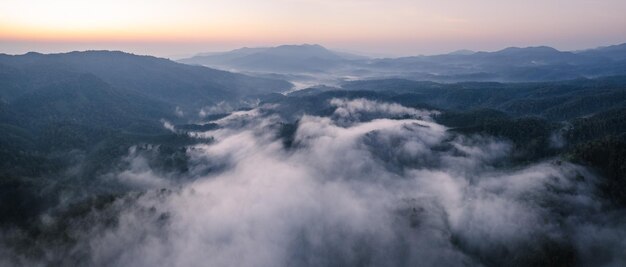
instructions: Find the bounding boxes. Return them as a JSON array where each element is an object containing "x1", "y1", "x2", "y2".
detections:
[
  {"x1": 469, "y1": 46, "x2": 584, "y2": 65},
  {"x1": 577, "y1": 43, "x2": 626, "y2": 61},
  {"x1": 447, "y1": 49, "x2": 475, "y2": 55},
  {"x1": 368, "y1": 44, "x2": 626, "y2": 82},
  {"x1": 179, "y1": 44, "x2": 366, "y2": 73},
  {"x1": 179, "y1": 43, "x2": 626, "y2": 83},
  {"x1": 0, "y1": 51, "x2": 292, "y2": 108}
]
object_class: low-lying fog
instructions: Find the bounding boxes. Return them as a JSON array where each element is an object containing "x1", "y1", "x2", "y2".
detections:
[{"x1": 6, "y1": 99, "x2": 624, "y2": 266}]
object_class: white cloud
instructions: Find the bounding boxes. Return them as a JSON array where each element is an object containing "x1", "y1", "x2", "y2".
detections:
[{"x1": 17, "y1": 100, "x2": 626, "y2": 266}]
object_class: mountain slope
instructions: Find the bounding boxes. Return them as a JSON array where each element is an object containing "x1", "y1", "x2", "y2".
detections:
[
  {"x1": 0, "y1": 51, "x2": 292, "y2": 108},
  {"x1": 340, "y1": 76, "x2": 626, "y2": 120},
  {"x1": 577, "y1": 43, "x2": 626, "y2": 61},
  {"x1": 10, "y1": 73, "x2": 172, "y2": 132},
  {"x1": 179, "y1": 44, "x2": 363, "y2": 73},
  {"x1": 178, "y1": 43, "x2": 626, "y2": 82},
  {"x1": 368, "y1": 46, "x2": 621, "y2": 82}
]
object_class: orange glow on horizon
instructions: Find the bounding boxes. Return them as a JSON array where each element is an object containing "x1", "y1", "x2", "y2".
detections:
[{"x1": 1, "y1": 0, "x2": 625, "y2": 56}]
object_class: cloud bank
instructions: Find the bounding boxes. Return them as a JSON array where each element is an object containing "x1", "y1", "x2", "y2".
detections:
[{"x1": 6, "y1": 99, "x2": 626, "y2": 267}]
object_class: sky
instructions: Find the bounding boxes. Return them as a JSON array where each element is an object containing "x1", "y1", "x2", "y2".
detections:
[{"x1": 1, "y1": 0, "x2": 625, "y2": 58}]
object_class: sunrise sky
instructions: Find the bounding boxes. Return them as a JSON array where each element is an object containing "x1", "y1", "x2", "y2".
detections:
[{"x1": 1, "y1": 0, "x2": 625, "y2": 57}]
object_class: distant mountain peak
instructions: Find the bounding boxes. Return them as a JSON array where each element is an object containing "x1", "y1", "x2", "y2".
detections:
[
  {"x1": 448, "y1": 49, "x2": 475, "y2": 55},
  {"x1": 269, "y1": 44, "x2": 331, "y2": 52},
  {"x1": 23, "y1": 51, "x2": 43, "y2": 56},
  {"x1": 594, "y1": 43, "x2": 626, "y2": 53},
  {"x1": 178, "y1": 44, "x2": 368, "y2": 73},
  {"x1": 577, "y1": 42, "x2": 626, "y2": 61},
  {"x1": 275, "y1": 43, "x2": 325, "y2": 48},
  {"x1": 498, "y1": 46, "x2": 560, "y2": 54}
]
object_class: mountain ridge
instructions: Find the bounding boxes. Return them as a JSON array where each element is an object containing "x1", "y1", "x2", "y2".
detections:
[
  {"x1": 178, "y1": 43, "x2": 626, "y2": 82},
  {"x1": 0, "y1": 50, "x2": 293, "y2": 108}
]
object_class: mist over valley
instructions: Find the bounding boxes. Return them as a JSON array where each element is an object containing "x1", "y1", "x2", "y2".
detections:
[{"x1": 1, "y1": 42, "x2": 626, "y2": 266}]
